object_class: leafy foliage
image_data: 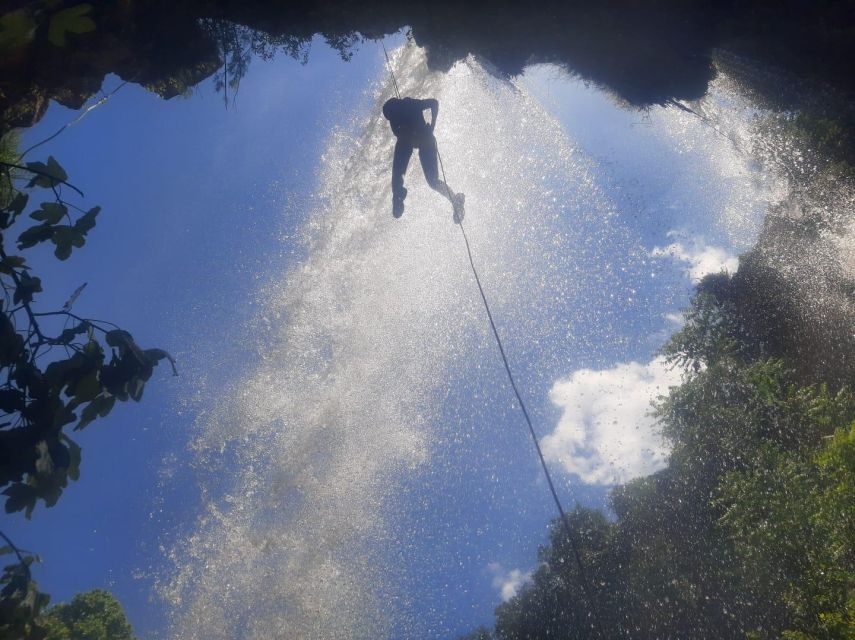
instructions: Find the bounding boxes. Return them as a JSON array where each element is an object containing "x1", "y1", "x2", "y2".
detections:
[
  {"x1": 0, "y1": 537, "x2": 49, "y2": 640},
  {"x1": 717, "y1": 423, "x2": 855, "y2": 639},
  {"x1": 197, "y1": 19, "x2": 358, "y2": 107},
  {"x1": 0, "y1": 154, "x2": 173, "y2": 637},
  {"x1": 463, "y1": 285, "x2": 855, "y2": 639},
  {"x1": 0, "y1": 156, "x2": 176, "y2": 519},
  {"x1": 493, "y1": 510, "x2": 612, "y2": 640},
  {"x1": 659, "y1": 280, "x2": 745, "y2": 371},
  {"x1": 0, "y1": 2, "x2": 96, "y2": 58},
  {"x1": 0, "y1": 9, "x2": 37, "y2": 53},
  {"x1": 39, "y1": 589, "x2": 136, "y2": 640},
  {"x1": 0, "y1": 134, "x2": 20, "y2": 205},
  {"x1": 46, "y1": 4, "x2": 95, "y2": 48}
]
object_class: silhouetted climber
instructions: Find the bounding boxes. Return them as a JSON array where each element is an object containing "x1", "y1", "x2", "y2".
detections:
[{"x1": 382, "y1": 97, "x2": 465, "y2": 223}]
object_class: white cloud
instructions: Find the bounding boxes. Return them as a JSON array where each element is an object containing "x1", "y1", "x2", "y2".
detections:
[
  {"x1": 647, "y1": 311, "x2": 686, "y2": 347},
  {"x1": 488, "y1": 563, "x2": 533, "y2": 602},
  {"x1": 663, "y1": 312, "x2": 685, "y2": 329},
  {"x1": 650, "y1": 232, "x2": 738, "y2": 281},
  {"x1": 541, "y1": 356, "x2": 683, "y2": 485}
]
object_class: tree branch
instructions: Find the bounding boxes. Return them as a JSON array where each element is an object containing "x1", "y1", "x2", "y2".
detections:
[
  {"x1": 0, "y1": 529, "x2": 32, "y2": 581},
  {"x1": 0, "y1": 161, "x2": 85, "y2": 198},
  {"x1": 17, "y1": 81, "x2": 129, "y2": 161},
  {"x1": 0, "y1": 247, "x2": 46, "y2": 345},
  {"x1": 33, "y1": 310, "x2": 122, "y2": 332}
]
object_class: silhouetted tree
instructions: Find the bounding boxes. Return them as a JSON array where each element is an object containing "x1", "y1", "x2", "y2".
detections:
[
  {"x1": 0, "y1": 148, "x2": 173, "y2": 638},
  {"x1": 465, "y1": 285, "x2": 855, "y2": 639},
  {"x1": 39, "y1": 589, "x2": 137, "y2": 640}
]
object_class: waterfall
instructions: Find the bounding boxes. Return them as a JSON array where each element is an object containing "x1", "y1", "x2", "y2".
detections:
[{"x1": 159, "y1": 43, "x2": 786, "y2": 639}]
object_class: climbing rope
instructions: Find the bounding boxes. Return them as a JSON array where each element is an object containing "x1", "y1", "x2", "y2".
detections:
[
  {"x1": 380, "y1": 39, "x2": 604, "y2": 636},
  {"x1": 380, "y1": 39, "x2": 401, "y2": 99},
  {"x1": 438, "y1": 152, "x2": 605, "y2": 638}
]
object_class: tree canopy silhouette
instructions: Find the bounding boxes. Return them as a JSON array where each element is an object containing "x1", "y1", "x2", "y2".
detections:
[
  {"x1": 0, "y1": 144, "x2": 173, "y2": 639},
  {"x1": 2, "y1": 0, "x2": 855, "y2": 133}
]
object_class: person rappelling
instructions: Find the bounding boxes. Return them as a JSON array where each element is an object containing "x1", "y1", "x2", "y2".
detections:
[{"x1": 382, "y1": 97, "x2": 465, "y2": 223}]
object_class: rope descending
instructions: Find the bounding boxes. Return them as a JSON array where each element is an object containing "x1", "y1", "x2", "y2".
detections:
[
  {"x1": 380, "y1": 39, "x2": 401, "y2": 99},
  {"x1": 381, "y1": 39, "x2": 605, "y2": 637}
]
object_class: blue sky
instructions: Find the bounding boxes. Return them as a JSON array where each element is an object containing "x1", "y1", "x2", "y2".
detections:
[
  {"x1": 4, "y1": 35, "x2": 384, "y2": 638},
  {"x1": 2, "y1": 35, "x2": 782, "y2": 639}
]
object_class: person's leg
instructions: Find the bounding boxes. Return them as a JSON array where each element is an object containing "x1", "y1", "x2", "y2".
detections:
[
  {"x1": 419, "y1": 135, "x2": 465, "y2": 222},
  {"x1": 418, "y1": 135, "x2": 453, "y2": 203},
  {"x1": 392, "y1": 140, "x2": 413, "y2": 217}
]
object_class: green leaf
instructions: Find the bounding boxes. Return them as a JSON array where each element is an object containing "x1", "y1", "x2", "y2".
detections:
[
  {"x1": 7, "y1": 191, "x2": 28, "y2": 216},
  {"x1": 2, "y1": 255, "x2": 26, "y2": 268},
  {"x1": 82, "y1": 336, "x2": 103, "y2": 358},
  {"x1": 25, "y1": 166, "x2": 47, "y2": 189},
  {"x1": 29, "y1": 202, "x2": 66, "y2": 224},
  {"x1": 44, "y1": 351, "x2": 94, "y2": 393},
  {"x1": 0, "y1": 9, "x2": 37, "y2": 51},
  {"x1": 0, "y1": 323, "x2": 24, "y2": 364},
  {"x1": 69, "y1": 370, "x2": 100, "y2": 403},
  {"x1": 33, "y1": 441, "x2": 53, "y2": 476},
  {"x1": 54, "y1": 321, "x2": 89, "y2": 345},
  {"x1": 46, "y1": 156, "x2": 68, "y2": 182},
  {"x1": 0, "y1": 254, "x2": 26, "y2": 275},
  {"x1": 2, "y1": 483, "x2": 37, "y2": 517},
  {"x1": 47, "y1": 4, "x2": 95, "y2": 47},
  {"x1": 25, "y1": 156, "x2": 68, "y2": 189},
  {"x1": 105, "y1": 330, "x2": 136, "y2": 354},
  {"x1": 128, "y1": 377, "x2": 145, "y2": 402},
  {"x1": 73, "y1": 206, "x2": 100, "y2": 234},
  {"x1": 50, "y1": 225, "x2": 86, "y2": 260},
  {"x1": 12, "y1": 272, "x2": 42, "y2": 305},
  {"x1": 0, "y1": 192, "x2": 29, "y2": 230},
  {"x1": 144, "y1": 348, "x2": 178, "y2": 375},
  {"x1": 76, "y1": 394, "x2": 115, "y2": 431},
  {"x1": 61, "y1": 434, "x2": 82, "y2": 482},
  {"x1": 54, "y1": 242, "x2": 72, "y2": 261},
  {"x1": 0, "y1": 326, "x2": 25, "y2": 366},
  {"x1": 32, "y1": 471, "x2": 65, "y2": 509},
  {"x1": 17, "y1": 223, "x2": 54, "y2": 249}
]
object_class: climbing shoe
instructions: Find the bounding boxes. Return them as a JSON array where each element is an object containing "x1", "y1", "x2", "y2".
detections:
[{"x1": 392, "y1": 187, "x2": 407, "y2": 218}]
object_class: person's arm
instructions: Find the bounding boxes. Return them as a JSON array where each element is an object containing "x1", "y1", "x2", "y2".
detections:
[{"x1": 421, "y1": 98, "x2": 439, "y2": 131}]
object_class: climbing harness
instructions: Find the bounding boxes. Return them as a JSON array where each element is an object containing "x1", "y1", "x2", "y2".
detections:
[{"x1": 379, "y1": 40, "x2": 605, "y2": 637}]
